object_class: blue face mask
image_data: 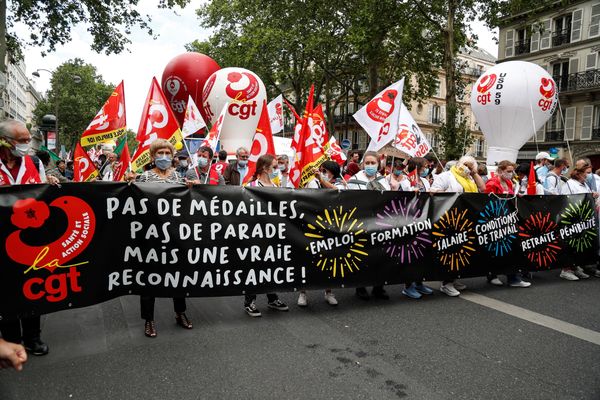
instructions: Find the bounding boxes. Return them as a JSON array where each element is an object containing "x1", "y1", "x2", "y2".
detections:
[
  {"x1": 198, "y1": 157, "x2": 208, "y2": 168},
  {"x1": 269, "y1": 169, "x2": 279, "y2": 180},
  {"x1": 364, "y1": 165, "x2": 378, "y2": 177},
  {"x1": 238, "y1": 159, "x2": 248, "y2": 168},
  {"x1": 393, "y1": 169, "x2": 402, "y2": 176},
  {"x1": 420, "y1": 168, "x2": 430, "y2": 178},
  {"x1": 155, "y1": 156, "x2": 172, "y2": 171},
  {"x1": 561, "y1": 168, "x2": 568, "y2": 175}
]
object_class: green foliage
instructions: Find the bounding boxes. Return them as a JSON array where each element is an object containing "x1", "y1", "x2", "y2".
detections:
[{"x1": 33, "y1": 58, "x2": 114, "y2": 152}]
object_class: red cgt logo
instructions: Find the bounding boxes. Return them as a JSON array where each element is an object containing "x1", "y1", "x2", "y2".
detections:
[
  {"x1": 477, "y1": 74, "x2": 497, "y2": 94},
  {"x1": 539, "y1": 78, "x2": 556, "y2": 99},
  {"x1": 366, "y1": 89, "x2": 398, "y2": 123},
  {"x1": 225, "y1": 72, "x2": 260, "y2": 102}
]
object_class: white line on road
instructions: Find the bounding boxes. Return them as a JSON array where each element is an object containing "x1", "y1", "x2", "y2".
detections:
[{"x1": 460, "y1": 292, "x2": 600, "y2": 346}]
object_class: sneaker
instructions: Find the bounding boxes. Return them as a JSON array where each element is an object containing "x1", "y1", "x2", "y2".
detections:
[
  {"x1": 453, "y1": 281, "x2": 467, "y2": 291},
  {"x1": 594, "y1": 269, "x2": 600, "y2": 278},
  {"x1": 324, "y1": 292, "x2": 338, "y2": 306},
  {"x1": 415, "y1": 283, "x2": 433, "y2": 295},
  {"x1": 574, "y1": 267, "x2": 590, "y2": 279},
  {"x1": 488, "y1": 277, "x2": 503, "y2": 286},
  {"x1": 355, "y1": 287, "x2": 370, "y2": 300},
  {"x1": 297, "y1": 292, "x2": 308, "y2": 307},
  {"x1": 440, "y1": 282, "x2": 460, "y2": 297},
  {"x1": 267, "y1": 299, "x2": 289, "y2": 311},
  {"x1": 402, "y1": 284, "x2": 422, "y2": 299},
  {"x1": 372, "y1": 287, "x2": 389, "y2": 300},
  {"x1": 559, "y1": 269, "x2": 579, "y2": 281},
  {"x1": 24, "y1": 338, "x2": 49, "y2": 356},
  {"x1": 244, "y1": 301, "x2": 262, "y2": 317},
  {"x1": 508, "y1": 278, "x2": 531, "y2": 288}
]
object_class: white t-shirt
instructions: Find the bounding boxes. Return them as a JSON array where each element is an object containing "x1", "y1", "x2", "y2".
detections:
[
  {"x1": 347, "y1": 170, "x2": 391, "y2": 190},
  {"x1": 560, "y1": 179, "x2": 591, "y2": 195},
  {"x1": 399, "y1": 176, "x2": 430, "y2": 192},
  {"x1": 431, "y1": 170, "x2": 473, "y2": 193},
  {"x1": 305, "y1": 178, "x2": 321, "y2": 189}
]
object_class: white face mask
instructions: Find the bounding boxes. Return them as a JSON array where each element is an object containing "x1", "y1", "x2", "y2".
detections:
[
  {"x1": 11, "y1": 143, "x2": 30, "y2": 158},
  {"x1": 179, "y1": 160, "x2": 188, "y2": 168}
]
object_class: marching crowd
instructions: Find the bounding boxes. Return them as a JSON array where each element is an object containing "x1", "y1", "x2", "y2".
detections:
[{"x1": 0, "y1": 119, "x2": 599, "y2": 371}]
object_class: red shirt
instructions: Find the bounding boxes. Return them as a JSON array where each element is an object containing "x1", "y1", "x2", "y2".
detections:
[{"x1": 485, "y1": 175, "x2": 515, "y2": 195}]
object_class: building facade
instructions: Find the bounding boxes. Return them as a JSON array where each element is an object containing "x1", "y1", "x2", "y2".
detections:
[
  {"x1": 497, "y1": 0, "x2": 600, "y2": 166},
  {"x1": 0, "y1": 55, "x2": 41, "y2": 125}
]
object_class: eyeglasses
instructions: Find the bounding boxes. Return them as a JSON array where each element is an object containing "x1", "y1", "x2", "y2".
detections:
[
  {"x1": 238, "y1": 155, "x2": 249, "y2": 160},
  {"x1": 3, "y1": 135, "x2": 31, "y2": 144}
]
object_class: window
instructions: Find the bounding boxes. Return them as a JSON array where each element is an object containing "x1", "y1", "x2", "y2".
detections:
[
  {"x1": 429, "y1": 104, "x2": 443, "y2": 124},
  {"x1": 515, "y1": 27, "x2": 530, "y2": 55},
  {"x1": 433, "y1": 79, "x2": 442, "y2": 97},
  {"x1": 358, "y1": 132, "x2": 368, "y2": 149},
  {"x1": 590, "y1": 4, "x2": 600, "y2": 38},
  {"x1": 552, "y1": 14, "x2": 572, "y2": 47},
  {"x1": 551, "y1": 61, "x2": 569, "y2": 91}
]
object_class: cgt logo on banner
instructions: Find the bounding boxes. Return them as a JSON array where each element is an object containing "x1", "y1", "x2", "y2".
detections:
[
  {"x1": 366, "y1": 89, "x2": 399, "y2": 123},
  {"x1": 164, "y1": 76, "x2": 187, "y2": 115},
  {"x1": 475, "y1": 73, "x2": 497, "y2": 105},
  {"x1": 5, "y1": 197, "x2": 96, "y2": 303},
  {"x1": 538, "y1": 78, "x2": 557, "y2": 112},
  {"x1": 226, "y1": 72, "x2": 260, "y2": 120}
]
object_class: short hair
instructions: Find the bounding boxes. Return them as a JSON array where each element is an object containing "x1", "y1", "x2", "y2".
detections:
[
  {"x1": 362, "y1": 151, "x2": 378, "y2": 164},
  {"x1": 553, "y1": 158, "x2": 568, "y2": 169},
  {"x1": 199, "y1": 146, "x2": 214, "y2": 160},
  {"x1": 497, "y1": 160, "x2": 516, "y2": 172},
  {"x1": 350, "y1": 151, "x2": 360, "y2": 158},
  {"x1": 218, "y1": 149, "x2": 227, "y2": 160},
  {"x1": 57, "y1": 159, "x2": 66, "y2": 166},
  {"x1": 277, "y1": 154, "x2": 289, "y2": 162},
  {"x1": 321, "y1": 160, "x2": 340, "y2": 178},
  {"x1": 149, "y1": 139, "x2": 175, "y2": 158},
  {"x1": 406, "y1": 157, "x2": 428, "y2": 173},
  {"x1": 477, "y1": 163, "x2": 488, "y2": 175},
  {"x1": 0, "y1": 119, "x2": 27, "y2": 138},
  {"x1": 236, "y1": 147, "x2": 249, "y2": 156}
]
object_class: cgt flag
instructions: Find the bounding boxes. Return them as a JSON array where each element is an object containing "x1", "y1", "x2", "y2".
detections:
[
  {"x1": 80, "y1": 81, "x2": 127, "y2": 146},
  {"x1": 289, "y1": 84, "x2": 314, "y2": 188},
  {"x1": 298, "y1": 104, "x2": 328, "y2": 187},
  {"x1": 325, "y1": 136, "x2": 346, "y2": 166},
  {"x1": 267, "y1": 94, "x2": 284, "y2": 134},
  {"x1": 354, "y1": 78, "x2": 404, "y2": 151},
  {"x1": 387, "y1": 103, "x2": 432, "y2": 158},
  {"x1": 182, "y1": 95, "x2": 206, "y2": 138},
  {"x1": 131, "y1": 77, "x2": 183, "y2": 172},
  {"x1": 73, "y1": 143, "x2": 99, "y2": 182},
  {"x1": 243, "y1": 100, "x2": 276, "y2": 185}
]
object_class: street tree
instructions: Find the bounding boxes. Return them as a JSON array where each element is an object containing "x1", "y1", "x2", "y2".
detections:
[{"x1": 33, "y1": 58, "x2": 114, "y2": 151}]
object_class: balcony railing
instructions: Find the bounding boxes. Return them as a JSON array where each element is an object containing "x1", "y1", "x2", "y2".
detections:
[
  {"x1": 552, "y1": 28, "x2": 571, "y2": 47},
  {"x1": 463, "y1": 68, "x2": 484, "y2": 77},
  {"x1": 515, "y1": 39, "x2": 531, "y2": 55},
  {"x1": 592, "y1": 127, "x2": 600, "y2": 140},
  {"x1": 559, "y1": 69, "x2": 600, "y2": 93},
  {"x1": 545, "y1": 129, "x2": 564, "y2": 141}
]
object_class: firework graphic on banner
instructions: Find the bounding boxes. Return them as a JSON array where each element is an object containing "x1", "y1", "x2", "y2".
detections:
[
  {"x1": 560, "y1": 200, "x2": 597, "y2": 252},
  {"x1": 304, "y1": 206, "x2": 368, "y2": 278},
  {"x1": 432, "y1": 208, "x2": 476, "y2": 271},
  {"x1": 375, "y1": 197, "x2": 431, "y2": 263},
  {"x1": 518, "y1": 212, "x2": 561, "y2": 268},
  {"x1": 478, "y1": 200, "x2": 516, "y2": 257}
]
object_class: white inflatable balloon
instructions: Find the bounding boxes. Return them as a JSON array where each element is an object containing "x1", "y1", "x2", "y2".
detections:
[
  {"x1": 470, "y1": 61, "x2": 558, "y2": 165},
  {"x1": 201, "y1": 67, "x2": 267, "y2": 154}
]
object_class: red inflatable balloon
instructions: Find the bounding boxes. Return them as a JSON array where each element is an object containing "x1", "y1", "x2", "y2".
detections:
[{"x1": 161, "y1": 52, "x2": 220, "y2": 127}]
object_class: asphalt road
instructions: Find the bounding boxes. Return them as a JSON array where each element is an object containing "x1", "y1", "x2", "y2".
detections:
[{"x1": 1, "y1": 270, "x2": 599, "y2": 400}]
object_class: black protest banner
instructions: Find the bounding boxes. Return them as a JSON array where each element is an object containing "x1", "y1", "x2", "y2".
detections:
[{"x1": 0, "y1": 183, "x2": 596, "y2": 320}]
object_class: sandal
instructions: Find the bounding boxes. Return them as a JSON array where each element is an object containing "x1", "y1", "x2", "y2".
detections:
[
  {"x1": 144, "y1": 320, "x2": 157, "y2": 338},
  {"x1": 175, "y1": 313, "x2": 193, "y2": 329}
]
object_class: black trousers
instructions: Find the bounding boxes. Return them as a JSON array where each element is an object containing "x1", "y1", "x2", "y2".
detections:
[
  {"x1": 0, "y1": 316, "x2": 41, "y2": 344},
  {"x1": 244, "y1": 293, "x2": 278, "y2": 306},
  {"x1": 140, "y1": 297, "x2": 186, "y2": 321}
]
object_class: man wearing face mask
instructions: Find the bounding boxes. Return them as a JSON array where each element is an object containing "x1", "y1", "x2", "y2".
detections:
[
  {"x1": 0, "y1": 120, "x2": 58, "y2": 356},
  {"x1": 534, "y1": 151, "x2": 556, "y2": 182},
  {"x1": 186, "y1": 146, "x2": 224, "y2": 185},
  {"x1": 276, "y1": 154, "x2": 295, "y2": 188},
  {"x1": 544, "y1": 158, "x2": 569, "y2": 195},
  {"x1": 175, "y1": 151, "x2": 190, "y2": 179},
  {"x1": 223, "y1": 147, "x2": 249, "y2": 186}
]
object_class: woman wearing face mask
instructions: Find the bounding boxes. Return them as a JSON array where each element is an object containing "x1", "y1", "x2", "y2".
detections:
[
  {"x1": 396, "y1": 157, "x2": 434, "y2": 299},
  {"x1": 347, "y1": 151, "x2": 391, "y2": 300},
  {"x1": 243, "y1": 154, "x2": 289, "y2": 317},
  {"x1": 431, "y1": 155, "x2": 485, "y2": 297},
  {"x1": 126, "y1": 139, "x2": 193, "y2": 338},
  {"x1": 483, "y1": 161, "x2": 531, "y2": 288},
  {"x1": 297, "y1": 161, "x2": 344, "y2": 307},
  {"x1": 386, "y1": 161, "x2": 406, "y2": 191}
]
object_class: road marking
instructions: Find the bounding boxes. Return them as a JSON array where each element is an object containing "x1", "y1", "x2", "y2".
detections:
[{"x1": 460, "y1": 292, "x2": 600, "y2": 346}]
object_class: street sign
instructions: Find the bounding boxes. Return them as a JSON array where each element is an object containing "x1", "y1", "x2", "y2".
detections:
[{"x1": 341, "y1": 138, "x2": 351, "y2": 150}]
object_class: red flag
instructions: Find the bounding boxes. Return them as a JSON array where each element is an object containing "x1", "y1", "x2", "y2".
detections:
[
  {"x1": 243, "y1": 100, "x2": 276, "y2": 184},
  {"x1": 407, "y1": 168, "x2": 419, "y2": 188},
  {"x1": 113, "y1": 141, "x2": 131, "y2": 181},
  {"x1": 73, "y1": 143, "x2": 99, "y2": 182},
  {"x1": 527, "y1": 161, "x2": 537, "y2": 195},
  {"x1": 311, "y1": 103, "x2": 330, "y2": 149},
  {"x1": 80, "y1": 81, "x2": 127, "y2": 146},
  {"x1": 289, "y1": 85, "x2": 315, "y2": 187},
  {"x1": 131, "y1": 77, "x2": 183, "y2": 172},
  {"x1": 325, "y1": 136, "x2": 347, "y2": 166},
  {"x1": 200, "y1": 102, "x2": 228, "y2": 152},
  {"x1": 297, "y1": 101, "x2": 328, "y2": 188}
]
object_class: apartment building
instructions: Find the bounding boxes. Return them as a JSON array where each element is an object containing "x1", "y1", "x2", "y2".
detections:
[{"x1": 497, "y1": 0, "x2": 600, "y2": 165}]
